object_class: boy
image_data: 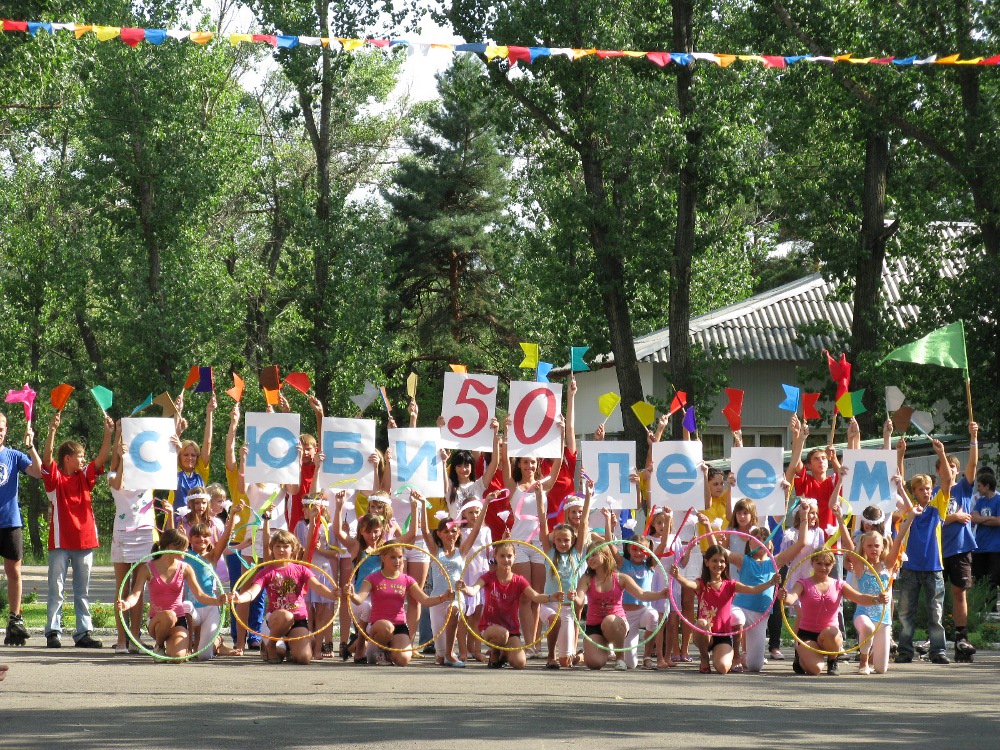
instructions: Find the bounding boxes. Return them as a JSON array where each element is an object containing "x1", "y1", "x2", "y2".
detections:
[
  {"x1": 970, "y1": 473, "x2": 1000, "y2": 590},
  {"x1": 42, "y1": 411, "x2": 113, "y2": 647},
  {"x1": 895, "y1": 437, "x2": 953, "y2": 664},
  {"x1": 0, "y1": 412, "x2": 43, "y2": 645},
  {"x1": 941, "y1": 421, "x2": 979, "y2": 661}
]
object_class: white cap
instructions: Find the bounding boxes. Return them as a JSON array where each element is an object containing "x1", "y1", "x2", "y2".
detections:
[{"x1": 459, "y1": 499, "x2": 484, "y2": 514}]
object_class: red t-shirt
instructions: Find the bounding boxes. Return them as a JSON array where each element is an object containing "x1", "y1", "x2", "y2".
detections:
[
  {"x1": 286, "y1": 461, "x2": 316, "y2": 532},
  {"x1": 541, "y1": 447, "x2": 576, "y2": 526},
  {"x1": 44, "y1": 460, "x2": 103, "y2": 551},
  {"x1": 794, "y1": 467, "x2": 838, "y2": 529},
  {"x1": 479, "y1": 570, "x2": 530, "y2": 634}
]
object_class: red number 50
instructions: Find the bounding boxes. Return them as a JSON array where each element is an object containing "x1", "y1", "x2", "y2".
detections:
[{"x1": 448, "y1": 378, "x2": 495, "y2": 438}]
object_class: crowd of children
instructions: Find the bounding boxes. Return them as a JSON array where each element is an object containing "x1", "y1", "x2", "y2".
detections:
[{"x1": 0, "y1": 376, "x2": 995, "y2": 677}]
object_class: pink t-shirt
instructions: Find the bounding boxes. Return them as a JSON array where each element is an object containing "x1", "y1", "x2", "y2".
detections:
[
  {"x1": 479, "y1": 571, "x2": 530, "y2": 634},
  {"x1": 796, "y1": 577, "x2": 846, "y2": 633},
  {"x1": 697, "y1": 578, "x2": 737, "y2": 633},
  {"x1": 366, "y1": 572, "x2": 416, "y2": 625},
  {"x1": 586, "y1": 573, "x2": 627, "y2": 625},
  {"x1": 253, "y1": 563, "x2": 315, "y2": 618},
  {"x1": 148, "y1": 561, "x2": 186, "y2": 618}
]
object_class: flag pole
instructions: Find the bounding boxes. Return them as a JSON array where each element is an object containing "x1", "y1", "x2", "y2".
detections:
[{"x1": 965, "y1": 378, "x2": 974, "y2": 423}]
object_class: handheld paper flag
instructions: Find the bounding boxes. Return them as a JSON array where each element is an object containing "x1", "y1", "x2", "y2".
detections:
[
  {"x1": 379, "y1": 386, "x2": 392, "y2": 414},
  {"x1": 880, "y1": 321, "x2": 968, "y2": 376},
  {"x1": 682, "y1": 406, "x2": 697, "y2": 433},
  {"x1": 802, "y1": 393, "x2": 821, "y2": 421},
  {"x1": 721, "y1": 388, "x2": 744, "y2": 431},
  {"x1": 350, "y1": 381, "x2": 379, "y2": 412},
  {"x1": 536, "y1": 362, "x2": 554, "y2": 383},
  {"x1": 598, "y1": 392, "x2": 621, "y2": 417},
  {"x1": 153, "y1": 392, "x2": 177, "y2": 417},
  {"x1": 669, "y1": 391, "x2": 688, "y2": 416},
  {"x1": 263, "y1": 388, "x2": 280, "y2": 406},
  {"x1": 835, "y1": 389, "x2": 866, "y2": 418},
  {"x1": 284, "y1": 372, "x2": 311, "y2": 395},
  {"x1": 50, "y1": 383, "x2": 74, "y2": 411},
  {"x1": 5, "y1": 384, "x2": 37, "y2": 422},
  {"x1": 518, "y1": 343, "x2": 539, "y2": 369},
  {"x1": 90, "y1": 385, "x2": 113, "y2": 412},
  {"x1": 406, "y1": 372, "x2": 418, "y2": 399},
  {"x1": 259, "y1": 365, "x2": 281, "y2": 391},
  {"x1": 631, "y1": 401, "x2": 656, "y2": 427},
  {"x1": 225, "y1": 373, "x2": 245, "y2": 403},
  {"x1": 130, "y1": 393, "x2": 154, "y2": 416},
  {"x1": 449, "y1": 364, "x2": 468, "y2": 374},
  {"x1": 911, "y1": 410, "x2": 934, "y2": 435},
  {"x1": 183, "y1": 365, "x2": 200, "y2": 389},
  {"x1": 885, "y1": 386, "x2": 906, "y2": 413},
  {"x1": 778, "y1": 384, "x2": 801, "y2": 413},
  {"x1": 824, "y1": 351, "x2": 852, "y2": 401},
  {"x1": 195, "y1": 366, "x2": 214, "y2": 393},
  {"x1": 570, "y1": 346, "x2": 590, "y2": 372}
]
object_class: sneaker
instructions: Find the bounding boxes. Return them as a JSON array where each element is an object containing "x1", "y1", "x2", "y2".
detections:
[
  {"x1": 827, "y1": 658, "x2": 840, "y2": 676},
  {"x1": 444, "y1": 659, "x2": 466, "y2": 668},
  {"x1": 75, "y1": 632, "x2": 103, "y2": 648},
  {"x1": 46, "y1": 632, "x2": 62, "y2": 648},
  {"x1": 322, "y1": 642, "x2": 334, "y2": 656},
  {"x1": 769, "y1": 649, "x2": 785, "y2": 661},
  {"x1": 421, "y1": 642, "x2": 436, "y2": 655},
  {"x1": 375, "y1": 649, "x2": 391, "y2": 666},
  {"x1": 857, "y1": 664, "x2": 873, "y2": 675},
  {"x1": 246, "y1": 639, "x2": 262, "y2": 652},
  {"x1": 895, "y1": 652, "x2": 913, "y2": 663},
  {"x1": 614, "y1": 659, "x2": 627, "y2": 671},
  {"x1": 930, "y1": 652, "x2": 950, "y2": 664}
]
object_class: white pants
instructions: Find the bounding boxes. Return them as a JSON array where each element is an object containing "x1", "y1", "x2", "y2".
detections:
[
  {"x1": 188, "y1": 606, "x2": 221, "y2": 661},
  {"x1": 732, "y1": 607, "x2": 767, "y2": 672},
  {"x1": 623, "y1": 607, "x2": 659, "y2": 669},
  {"x1": 855, "y1": 615, "x2": 892, "y2": 673},
  {"x1": 429, "y1": 601, "x2": 459, "y2": 657},
  {"x1": 539, "y1": 603, "x2": 577, "y2": 659}
]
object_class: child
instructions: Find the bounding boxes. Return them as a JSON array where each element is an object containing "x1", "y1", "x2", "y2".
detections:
[
  {"x1": 457, "y1": 541, "x2": 561, "y2": 669},
  {"x1": 42, "y1": 410, "x2": 114, "y2": 648},
  {"x1": 574, "y1": 542, "x2": 667, "y2": 671},
  {"x1": 895, "y1": 437, "x2": 953, "y2": 664},
  {"x1": 420, "y1": 489, "x2": 489, "y2": 667},
  {"x1": 538, "y1": 481, "x2": 591, "y2": 668},
  {"x1": 650, "y1": 508, "x2": 679, "y2": 669},
  {"x1": 941, "y1": 421, "x2": 979, "y2": 660},
  {"x1": 233, "y1": 529, "x2": 340, "y2": 664},
  {"x1": 971, "y1": 472, "x2": 1000, "y2": 590},
  {"x1": 457, "y1": 498, "x2": 493, "y2": 663},
  {"x1": 344, "y1": 544, "x2": 453, "y2": 666},
  {"x1": 117, "y1": 528, "x2": 226, "y2": 658},
  {"x1": 779, "y1": 548, "x2": 889, "y2": 675},
  {"x1": 187, "y1": 515, "x2": 240, "y2": 660},
  {"x1": 442, "y1": 418, "x2": 501, "y2": 515},
  {"x1": 169, "y1": 392, "x2": 215, "y2": 514},
  {"x1": 294, "y1": 494, "x2": 339, "y2": 658},
  {"x1": 614, "y1": 535, "x2": 660, "y2": 670},
  {"x1": 669, "y1": 507, "x2": 703, "y2": 662},
  {"x1": 179, "y1": 489, "x2": 218, "y2": 538}
]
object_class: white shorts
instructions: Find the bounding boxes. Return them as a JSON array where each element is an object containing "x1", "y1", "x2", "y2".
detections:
[
  {"x1": 514, "y1": 544, "x2": 545, "y2": 565},
  {"x1": 404, "y1": 540, "x2": 430, "y2": 564}
]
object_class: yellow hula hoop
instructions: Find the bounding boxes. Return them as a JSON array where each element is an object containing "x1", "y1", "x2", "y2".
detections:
[
  {"x1": 231, "y1": 558, "x2": 339, "y2": 643},
  {"x1": 780, "y1": 548, "x2": 888, "y2": 657},
  {"x1": 348, "y1": 542, "x2": 455, "y2": 654},
  {"x1": 458, "y1": 539, "x2": 562, "y2": 653}
]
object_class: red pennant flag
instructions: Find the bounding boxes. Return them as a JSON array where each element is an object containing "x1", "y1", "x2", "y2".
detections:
[
  {"x1": 252, "y1": 34, "x2": 277, "y2": 47},
  {"x1": 50, "y1": 383, "x2": 75, "y2": 411},
  {"x1": 284, "y1": 372, "x2": 311, "y2": 394},
  {"x1": 761, "y1": 55, "x2": 787, "y2": 69},
  {"x1": 669, "y1": 391, "x2": 688, "y2": 416},
  {"x1": 367, "y1": 38, "x2": 389, "y2": 48},
  {"x1": 596, "y1": 50, "x2": 626, "y2": 59},
  {"x1": 646, "y1": 52, "x2": 672, "y2": 67},
  {"x1": 183, "y1": 365, "x2": 200, "y2": 389},
  {"x1": 3, "y1": 20, "x2": 29, "y2": 32},
  {"x1": 507, "y1": 46, "x2": 531, "y2": 65},
  {"x1": 120, "y1": 28, "x2": 145, "y2": 47},
  {"x1": 721, "y1": 387, "x2": 744, "y2": 432},
  {"x1": 802, "y1": 392, "x2": 821, "y2": 421},
  {"x1": 824, "y1": 351, "x2": 852, "y2": 412}
]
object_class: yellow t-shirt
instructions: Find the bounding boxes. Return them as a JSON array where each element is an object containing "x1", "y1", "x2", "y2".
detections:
[{"x1": 700, "y1": 493, "x2": 730, "y2": 552}]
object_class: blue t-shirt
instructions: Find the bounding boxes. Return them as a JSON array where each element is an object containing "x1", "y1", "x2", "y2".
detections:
[
  {"x1": 620, "y1": 559, "x2": 654, "y2": 605},
  {"x1": 902, "y1": 491, "x2": 948, "y2": 572},
  {"x1": 973, "y1": 495, "x2": 1000, "y2": 553},
  {"x1": 942, "y1": 477, "x2": 977, "y2": 556},
  {"x1": 186, "y1": 556, "x2": 218, "y2": 610},
  {"x1": 854, "y1": 569, "x2": 891, "y2": 625},
  {"x1": 0, "y1": 446, "x2": 31, "y2": 529},
  {"x1": 733, "y1": 556, "x2": 776, "y2": 613},
  {"x1": 545, "y1": 548, "x2": 583, "y2": 595}
]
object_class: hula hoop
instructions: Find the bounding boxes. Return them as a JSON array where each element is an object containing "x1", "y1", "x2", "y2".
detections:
[
  {"x1": 780, "y1": 548, "x2": 887, "y2": 656},
  {"x1": 669, "y1": 530, "x2": 780, "y2": 638},
  {"x1": 457, "y1": 539, "x2": 562, "y2": 653},
  {"x1": 571, "y1": 538, "x2": 669, "y2": 654},
  {"x1": 117, "y1": 549, "x2": 227, "y2": 662},
  {"x1": 348, "y1": 542, "x2": 455, "y2": 654},
  {"x1": 231, "y1": 558, "x2": 339, "y2": 643}
]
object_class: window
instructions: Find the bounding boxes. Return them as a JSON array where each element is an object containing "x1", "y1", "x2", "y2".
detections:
[
  {"x1": 702, "y1": 433, "x2": 724, "y2": 460},
  {"x1": 759, "y1": 433, "x2": 784, "y2": 448}
]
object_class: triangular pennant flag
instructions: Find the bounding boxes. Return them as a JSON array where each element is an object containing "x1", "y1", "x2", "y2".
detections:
[
  {"x1": 183, "y1": 365, "x2": 199, "y2": 389},
  {"x1": 350, "y1": 381, "x2": 379, "y2": 412},
  {"x1": 153, "y1": 392, "x2": 177, "y2": 417},
  {"x1": 722, "y1": 406, "x2": 741, "y2": 432},
  {"x1": 668, "y1": 391, "x2": 688, "y2": 416},
  {"x1": 631, "y1": 401, "x2": 656, "y2": 427},
  {"x1": 90, "y1": 385, "x2": 113, "y2": 412},
  {"x1": 195, "y1": 366, "x2": 214, "y2": 393},
  {"x1": 263, "y1": 388, "x2": 280, "y2": 406},
  {"x1": 5, "y1": 384, "x2": 37, "y2": 422},
  {"x1": 225, "y1": 374, "x2": 244, "y2": 403},
  {"x1": 802, "y1": 393, "x2": 821, "y2": 421},
  {"x1": 891, "y1": 405, "x2": 915, "y2": 433},
  {"x1": 778, "y1": 384, "x2": 801, "y2": 413},
  {"x1": 449, "y1": 364, "x2": 467, "y2": 374},
  {"x1": 536, "y1": 362, "x2": 554, "y2": 383},
  {"x1": 49, "y1": 383, "x2": 74, "y2": 411},
  {"x1": 911, "y1": 410, "x2": 934, "y2": 436},
  {"x1": 406, "y1": 372, "x2": 418, "y2": 399},
  {"x1": 721, "y1": 388, "x2": 744, "y2": 431},
  {"x1": 682, "y1": 406, "x2": 697, "y2": 433},
  {"x1": 880, "y1": 321, "x2": 969, "y2": 377},
  {"x1": 570, "y1": 346, "x2": 590, "y2": 372},
  {"x1": 824, "y1": 351, "x2": 852, "y2": 403},
  {"x1": 379, "y1": 386, "x2": 392, "y2": 414},
  {"x1": 284, "y1": 372, "x2": 311, "y2": 395},
  {"x1": 518, "y1": 343, "x2": 539, "y2": 369},
  {"x1": 598, "y1": 392, "x2": 621, "y2": 418},
  {"x1": 885, "y1": 386, "x2": 906, "y2": 413},
  {"x1": 130, "y1": 393, "x2": 154, "y2": 416}
]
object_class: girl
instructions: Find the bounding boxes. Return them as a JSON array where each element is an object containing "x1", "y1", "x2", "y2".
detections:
[
  {"x1": 442, "y1": 418, "x2": 501, "y2": 515},
  {"x1": 780, "y1": 547, "x2": 889, "y2": 676},
  {"x1": 420, "y1": 488, "x2": 489, "y2": 667},
  {"x1": 574, "y1": 542, "x2": 668, "y2": 671},
  {"x1": 671, "y1": 546, "x2": 780, "y2": 675},
  {"x1": 613, "y1": 535, "x2": 660, "y2": 670},
  {"x1": 344, "y1": 543, "x2": 454, "y2": 666},
  {"x1": 294, "y1": 493, "x2": 340, "y2": 659},
  {"x1": 180, "y1": 489, "x2": 218, "y2": 538},
  {"x1": 457, "y1": 498, "x2": 492, "y2": 663},
  {"x1": 724, "y1": 498, "x2": 759, "y2": 669},
  {"x1": 665, "y1": 509, "x2": 707, "y2": 663},
  {"x1": 117, "y1": 529, "x2": 226, "y2": 659},
  {"x1": 233, "y1": 529, "x2": 340, "y2": 664},
  {"x1": 650, "y1": 508, "x2": 680, "y2": 669},
  {"x1": 187, "y1": 515, "x2": 240, "y2": 660},
  {"x1": 331, "y1": 490, "x2": 387, "y2": 663},
  {"x1": 169, "y1": 392, "x2": 215, "y2": 514},
  {"x1": 457, "y1": 541, "x2": 562, "y2": 669},
  {"x1": 538, "y1": 481, "x2": 592, "y2": 668}
]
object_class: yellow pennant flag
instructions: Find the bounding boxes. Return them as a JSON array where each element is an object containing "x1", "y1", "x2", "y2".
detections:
[
  {"x1": 485, "y1": 45, "x2": 508, "y2": 61},
  {"x1": 716, "y1": 54, "x2": 737, "y2": 67},
  {"x1": 631, "y1": 401, "x2": 656, "y2": 427},
  {"x1": 835, "y1": 391, "x2": 855, "y2": 418},
  {"x1": 572, "y1": 48, "x2": 596, "y2": 59},
  {"x1": 189, "y1": 32, "x2": 213, "y2": 45},
  {"x1": 518, "y1": 343, "x2": 539, "y2": 369},
  {"x1": 74, "y1": 25, "x2": 93, "y2": 38},
  {"x1": 93, "y1": 26, "x2": 121, "y2": 42},
  {"x1": 406, "y1": 372, "x2": 418, "y2": 399},
  {"x1": 935, "y1": 54, "x2": 960, "y2": 64},
  {"x1": 598, "y1": 392, "x2": 621, "y2": 418},
  {"x1": 622, "y1": 51, "x2": 646, "y2": 58},
  {"x1": 449, "y1": 364, "x2": 468, "y2": 374},
  {"x1": 230, "y1": 34, "x2": 252, "y2": 46},
  {"x1": 340, "y1": 38, "x2": 365, "y2": 52}
]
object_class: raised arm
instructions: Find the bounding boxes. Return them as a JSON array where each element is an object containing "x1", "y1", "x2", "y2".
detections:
[
  {"x1": 577, "y1": 479, "x2": 594, "y2": 553},
  {"x1": 459, "y1": 495, "x2": 490, "y2": 557},
  {"x1": 201, "y1": 393, "x2": 216, "y2": 466},
  {"x1": 330, "y1": 491, "x2": 359, "y2": 556},
  {"x1": 109, "y1": 426, "x2": 125, "y2": 491},
  {"x1": 408, "y1": 397, "x2": 418, "y2": 428},
  {"x1": 965, "y1": 421, "x2": 979, "y2": 484},
  {"x1": 933, "y1": 438, "x2": 953, "y2": 496},
  {"x1": 23, "y1": 423, "x2": 43, "y2": 480},
  {"x1": 784, "y1": 414, "x2": 807, "y2": 484},
  {"x1": 565, "y1": 376, "x2": 577, "y2": 455},
  {"x1": 225, "y1": 403, "x2": 240, "y2": 473},
  {"x1": 537, "y1": 483, "x2": 551, "y2": 552},
  {"x1": 94, "y1": 414, "x2": 115, "y2": 472},
  {"x1": 43, "y1": 411, "x2": 61, "y2": 466},
  {"x1": 420, "y1": 491, "x2": 437, "y2": 550},
  {"x1": 772, "y1": 510, "x2": 811, "y2": 568},
  {"x1": 882, "y1": 418, "x2": 893, "y2": 450},
  {"x1": 479, "y1": 420, "x2": 502, "y2": 489}
]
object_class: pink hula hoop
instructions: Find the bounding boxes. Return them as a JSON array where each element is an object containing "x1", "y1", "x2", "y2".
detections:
[{"x1": 668, "y1": 529, "x2": 779, "y2": 638}]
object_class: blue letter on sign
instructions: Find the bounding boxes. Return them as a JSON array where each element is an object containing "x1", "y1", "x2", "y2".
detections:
[
  {"x1": 246, "y1": 426, "x2": 298, "y2": 469},
  {"x1": 595, "y1": 452, "x2": 631, "y2": 496},
  {"x1": 394, "y1": 440, "x2": 439, "y2": 484},
  {"x1": 737, "y1": 458, "x2": 778, "y2": 501},
  {"x1": 655, "y1": 452, "x2": 698, "y2": 495},
  {"x1": 849, "y1": 460, "x2": 891, "y2": 505},
  {"x1": 129, "y1": 431, "x2": 161, "y2": 474},
  {"x1": 322, "y1": 431, "x2": 363, "y2": 474}
]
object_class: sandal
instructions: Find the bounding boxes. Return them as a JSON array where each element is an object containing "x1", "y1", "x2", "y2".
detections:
[
  {"x1": 546, "y1": 660, "x2": 560, "y2": 669},
  {"x1": 730, "y1": 663, "x2": 744, "y2": 673},
  {"x1": 676, "y1": 654, "x2": 693, "y2": 663},
  {"x1": 643, "y1": 657, "x2": 657, "y2": 671},
  {"x1": 699, "y1": 661, "x2": 711, "y2": 674}
]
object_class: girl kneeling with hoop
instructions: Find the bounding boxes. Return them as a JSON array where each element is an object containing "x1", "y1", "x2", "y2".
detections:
[
  {"x1": 671, "y1": 546, "x2": 780, "y2": 675},
  {"x1": 457, "y1": 541, "x2": 562, "y2": 669}
]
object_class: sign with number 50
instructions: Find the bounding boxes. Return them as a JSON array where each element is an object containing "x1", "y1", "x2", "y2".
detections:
[
  {"x1": 507, "y1": 381, "x2": 563, "y2": 459},
  {"x1": 441, "y1": 373, "x2": 498, "y2": 451}
]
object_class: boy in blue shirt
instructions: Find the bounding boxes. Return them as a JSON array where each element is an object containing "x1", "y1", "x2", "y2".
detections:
[
  {"x1": 941, "y1": 421, "x2": 979, "y2": 661},
  {"x1": 970, "y1": 473, "x2": 1000, "y2": 589}
]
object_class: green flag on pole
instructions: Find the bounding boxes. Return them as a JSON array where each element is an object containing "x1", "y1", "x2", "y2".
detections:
[{"x1": 879, "y1": 321, "x2": 968, "y2": 378}]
